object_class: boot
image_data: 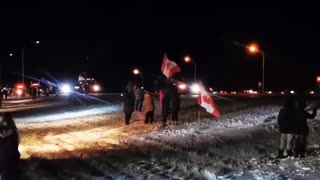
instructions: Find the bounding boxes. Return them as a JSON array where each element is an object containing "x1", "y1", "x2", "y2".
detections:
[
  {"x1": 276, "y1": 150, "x2": 285, "y2": 159},
  {"x1": 293, "y1": 149, "x2": 299, "y2": 158},
  {"x1": 162, "y1": 122, "x2": 167, "y2": 127},
  {"x1": 286, "y1": 150, "x2": 293, "y2": 157}
]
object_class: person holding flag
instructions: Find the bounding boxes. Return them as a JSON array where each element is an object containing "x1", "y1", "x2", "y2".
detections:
[{"x1": 160, "y1": 53, "x2": 182, "y2": 127}]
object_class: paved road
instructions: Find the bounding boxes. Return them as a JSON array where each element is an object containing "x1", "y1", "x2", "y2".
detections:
[{"x1": 2, "y1": 94, "x2": 124, "y2": 123}]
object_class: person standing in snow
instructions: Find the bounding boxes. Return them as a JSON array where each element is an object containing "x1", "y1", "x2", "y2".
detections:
[
  {"x1": 143, "y1": 91, "x2": 155, "y2": 124},
  {"x1": 293, "y1": 97, "x2": 317, "y2": 158},
  {"x1": 123, "y1": 93, "x2": 135, "y2": 125},
  {"x1": 134, "y1": 86, "x2": 144, "y2": 112},
  {"x1": 170, "y1": 84, "x2": 181, "y2": 125},
  {"x1": 276, "y1": 96, "x2": 296, "y2": 158},
  {"x1": 0, "y1": 112, "x2": 21, "y2": 180},
  {"x1": 161, "y1": 84, "x2": 171, "y2": 127}
]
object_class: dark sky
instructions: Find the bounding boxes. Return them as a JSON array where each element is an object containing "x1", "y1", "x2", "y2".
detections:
[{"x1": 0, "y1": 1, "x2": 319, "y2": 92}]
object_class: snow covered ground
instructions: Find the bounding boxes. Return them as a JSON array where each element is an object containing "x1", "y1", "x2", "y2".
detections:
[{"x1": 14, "y1": 96, "x2": 320, "y2": 179}]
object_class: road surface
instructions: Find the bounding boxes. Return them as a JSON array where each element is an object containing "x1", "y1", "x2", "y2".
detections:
[{"x1": 2, "y1": 94, "x2": 124, "y2": 123}]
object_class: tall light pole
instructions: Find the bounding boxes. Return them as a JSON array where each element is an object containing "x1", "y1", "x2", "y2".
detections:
[
  {"x1": 11, "y1": 41, "x2": 40, "y2": 84},
  {"x1": 247, "y1": 43, "x2": 265, "y2": 93},
  {"x1": 184, "y1": 55, "x2": 197, "y2": 82},
  {"x1": 133, "y1": 68, "x2": 144, "y2": 88},
  {"x1": 22, "y1": 47, "x2": 24, "y2": 84}
]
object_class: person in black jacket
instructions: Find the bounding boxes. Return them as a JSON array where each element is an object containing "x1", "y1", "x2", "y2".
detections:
[
  {"x1": 293, "y1": 98, "x2": 317, "y2": 158},
  {"x1": 0, "y1": 91, "x2": 2, "y2": 109},
  {"x1": 134, "y1": 86, "x2": 144, "y2": 112},
  {"x1": 0, "y1": 112, "x2": 20, "y2": 180},
  {"x1": 276, "y1": 96, "x2": 296, "y2": 158},
  {"x1": 123, "y1": 93, "x2": 135, "y2": 125},
  {"x1": 170, "y1": 84, "x2": 181, "y2": 125}
]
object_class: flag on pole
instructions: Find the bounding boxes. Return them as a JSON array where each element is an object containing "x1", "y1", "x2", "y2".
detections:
[
  {"x1": 198, "y1": 84, "x2": 221, "y2": 118},
  {"x1": 161, "y1": 53, "x2": 181, "y2": 79}
]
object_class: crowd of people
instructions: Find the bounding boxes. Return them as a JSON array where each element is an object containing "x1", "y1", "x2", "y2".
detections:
[
  {"x1": 123, "y1": 79, "x2": 181, "y2": 127},
  {"x1": 277, "y1": 95, "x2": 318, "y2": 158},
  {"x1": 0, "y1": 81, "x2": 319, "y2": 178}
]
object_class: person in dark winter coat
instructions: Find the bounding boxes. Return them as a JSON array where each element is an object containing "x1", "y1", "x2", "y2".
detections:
[
  {"x1": 134, "y1": 86, "x2": 144, "y2": 112},
  {"x1": 161, "y1": 86, "x2": 171, "y2": 127},
  {"x1": 0, "y1": 112, "x2": 20, "y2": 180},
  {"x1": 276, "y1": 96, "x2": 296, "y2": 158},
  {"x1": 170, "y1": 85, "x2": 181, "y2": 125},
  {"x1": 0, "y1": 91, "x2": 2, "y2": 109},
  {"x1": 293, "y1": 98, "x2": 317, "y2": 158},
  {"x1": 123, "y1": 93, "x2": 135, "y2": 125},
  {"x1": 125, "y1": 81, "x2": 134, "y2": 94},
  {"x1": 1, "y1": 86, "x2": 9, "y2": 101}
]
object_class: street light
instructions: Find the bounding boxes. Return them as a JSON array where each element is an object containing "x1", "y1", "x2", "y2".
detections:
[
  {"x1": 247, "y1": 43, "x2": 265, "y2": 93},
  {"x1": 133, "y1": 68, "x2": 144, "y2": 88},
  {"x1": 184, "y1": 55, "x2": 197, "y2": 82}
]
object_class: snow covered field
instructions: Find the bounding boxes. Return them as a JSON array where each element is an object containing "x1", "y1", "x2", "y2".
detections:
[{"x1": 14, "y1": 96, "x2": 320, "y2": 179}]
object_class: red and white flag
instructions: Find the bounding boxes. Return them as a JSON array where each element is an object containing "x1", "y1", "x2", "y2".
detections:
[
  {"x1": 161, "y1": 53, "x2": 181, "y2": 79},
  {"x1": 198, "y1": 84, "x2": 221, "y2": 118}
]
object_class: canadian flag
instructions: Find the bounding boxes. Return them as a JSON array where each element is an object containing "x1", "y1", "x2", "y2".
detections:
[
  {"x1": 198, "y1": 85, "x2": 221, "y2": 118},
  {"x1": 161, "y1": 53, "x2": 181, "y2": 79}
]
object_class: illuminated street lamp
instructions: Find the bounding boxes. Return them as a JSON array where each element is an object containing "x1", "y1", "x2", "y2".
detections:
[
  {"x1": 184, "y1": 56, "x2": 191, "y2": 63},
  {"x1": 317, "y1": 76, "x2": 320, "y2": 83},
  {"x1": 133, "y1": 68, "x2": 144, "y2": 88},
  {"x1": 247, "y1": 43, "x2": 265, "y2": 93},
  {"x1": 184, "y1": 55, "x2": 197, "y2": 82},
  {"x1": 133, "y1": 69, "x2": 140, "y2": 75}
]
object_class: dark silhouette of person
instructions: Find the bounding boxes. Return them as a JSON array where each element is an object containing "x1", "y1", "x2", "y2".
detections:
[
  {"x1": 1, "y1": 86, "x2": 9, "y2": 101},
  {"x1": 0, "y1": 91, "x2": 2, "y2": 109},
  {"x1": 134, "y1": 86, "x2": 144, "y2": 112},
  {"x1": 293, "y1": 97, "x2": 317, "y2": 158},
  {"x1": 276, "y1": 96, "x2": 296, "y2": 158},
  {"x1": 125, "y1": 81, "x2": 134, "y2": 94},
  {"x1": 160, "y1": 80, "x2": 171, "y2": 127},
  {"x1": 123, "y1": 93, "x2": 135, "y2": 125},
  {"x1": 170, "y1": 84, "x2": 181, "y2": 125},
  {"x1": 0, "y1": 112, "x2": 20, "y2": 180}
]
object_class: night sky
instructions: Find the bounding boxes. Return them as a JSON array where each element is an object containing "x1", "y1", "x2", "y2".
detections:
[{"x1": 0, "y1": 2, "x2": 319, "y2": 92}]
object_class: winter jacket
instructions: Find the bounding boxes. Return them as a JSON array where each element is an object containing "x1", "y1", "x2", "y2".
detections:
[
  {"x1": 293, "y1": 109, "x2": 317, "y2": 135},
  {"x1": 0, "y1": 137, "x2": 7, "y2": 172},
  {"x1": 170, "y1": 87, "x2": 181, "y2": 113},
  {"x1": 134, "y1": 88, "x2": 144, "y2": 100},
  {"x1": 143, "y1": 94, "x2": 154, "y2": 112},
  {"x1": 0, "y1": 133, "x2": 20, "y2": 173},
  {"x1": 123, "y1": 94, "x2": 134, "y2": 113},
  {"x1": 125, "y1": 83, "x2": 134, "y2": 94},
  {"x1": 277, "y1": 107, "x2": 295, "y2": 134},
  {"x1": 161, "y1": 88, "x2": 171, "y2": 116}
]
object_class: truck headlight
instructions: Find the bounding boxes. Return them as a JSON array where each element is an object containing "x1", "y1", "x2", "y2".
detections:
[
  {"x1": 61, "y1": 84, "x2": 71, "y2": 94},
  {"x1": 93, "y1": 85, "x2": 100, "y2": 92}
]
